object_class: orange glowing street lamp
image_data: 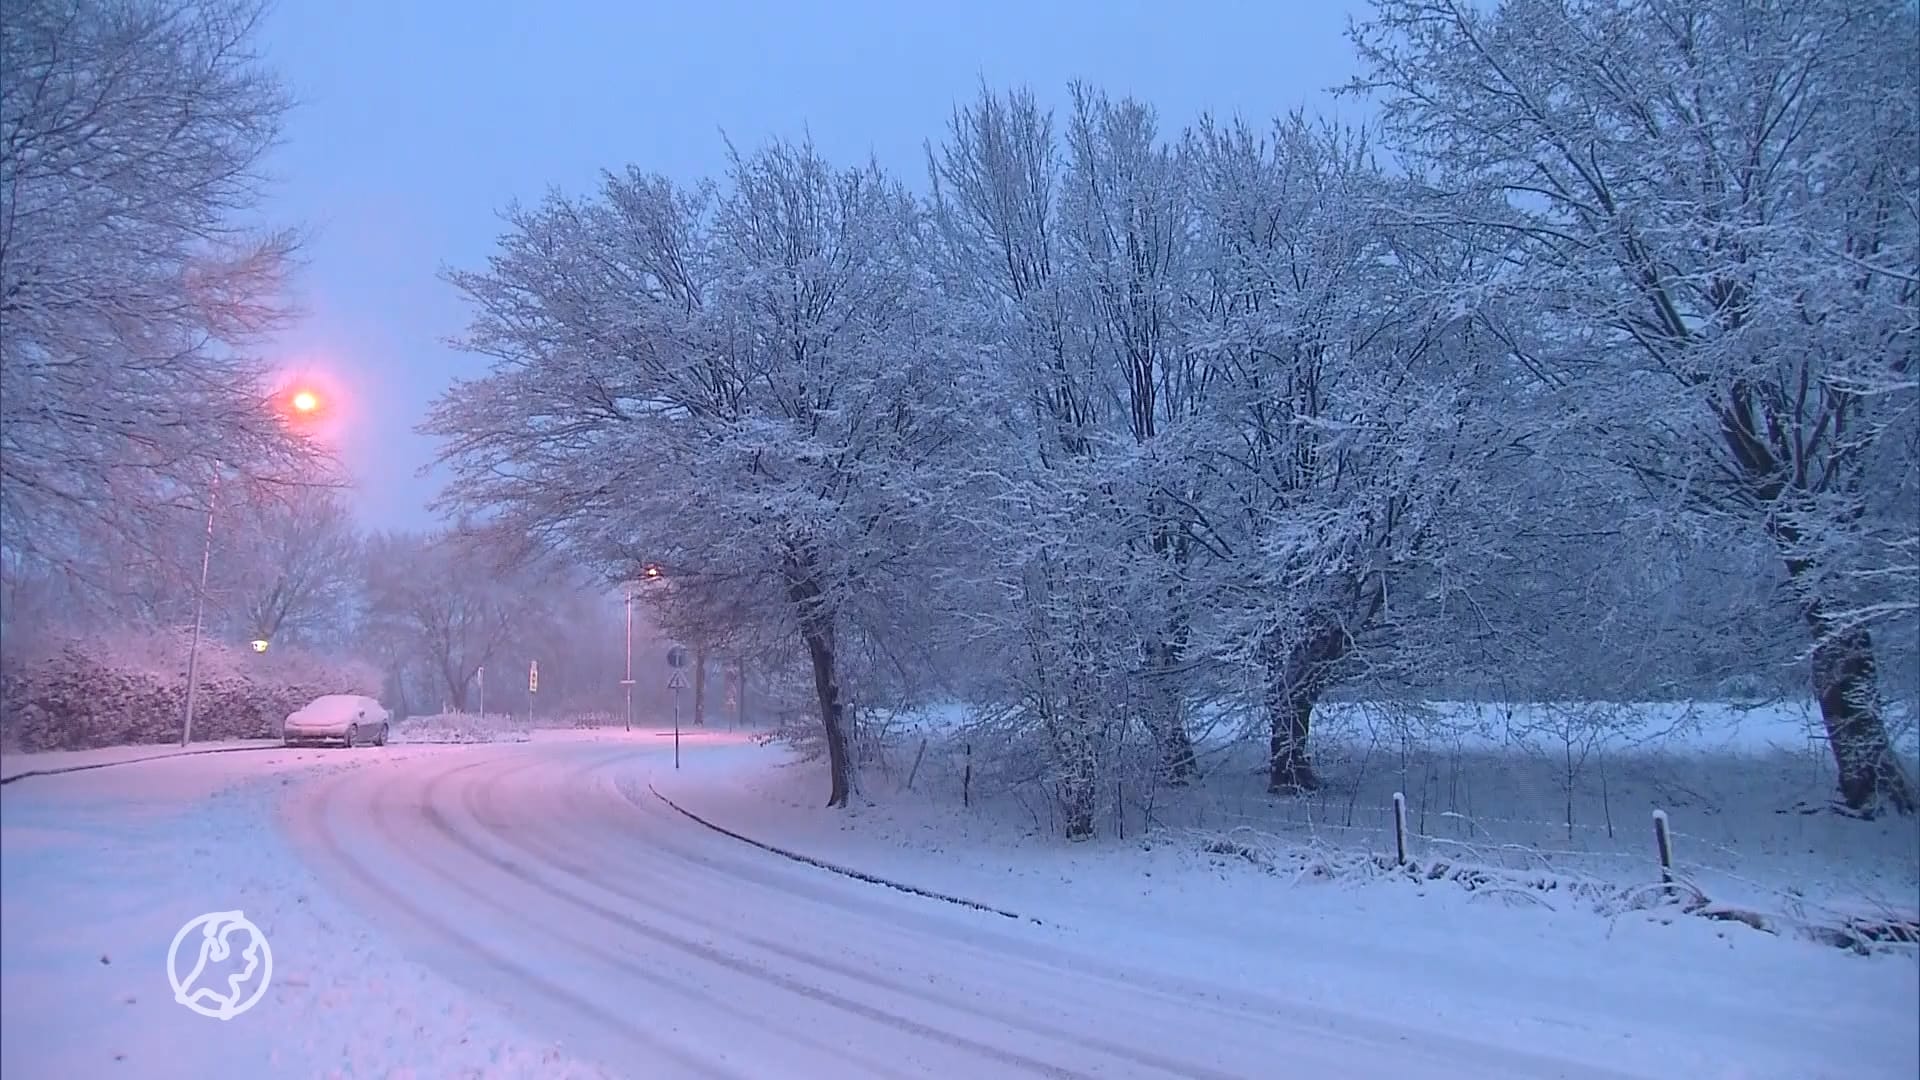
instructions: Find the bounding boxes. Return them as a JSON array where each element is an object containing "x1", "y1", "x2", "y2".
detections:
[{"x1": 182, "y1": 381, "x2": 332, "y2": 747}]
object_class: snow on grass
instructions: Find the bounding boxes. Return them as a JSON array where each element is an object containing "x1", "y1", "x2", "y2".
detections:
[
  {"x1": 645, "y1": 736, "x2": 1920, "y2": 1079},
  {"x1": 853, "y1": 699, "x2": 1920, "y2": 924},
  {"x1": 0, "y1": 738, "x2": 283, "y2": 782},
  {"x1": 0, "y1": 745, "x2": 611, "y2": 1078},
  {"x1": 391, "y1": 712, "x2": 532, "y2": 745}
]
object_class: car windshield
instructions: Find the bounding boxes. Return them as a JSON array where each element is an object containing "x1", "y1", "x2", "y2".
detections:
[{"x1": 296, "y1": 696, "x2": 365, "y2": 721}]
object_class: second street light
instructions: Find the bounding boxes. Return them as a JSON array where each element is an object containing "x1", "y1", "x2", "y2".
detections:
[
  {"x1": 620, "y1": 565, "x2": 666, "y2": 734},
  {"x1": 621, "y1": 586, "x2": 635, "y2": 732}
]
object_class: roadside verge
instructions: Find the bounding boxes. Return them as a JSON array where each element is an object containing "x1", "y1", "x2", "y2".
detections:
[
  {"x1": 646, "y1": 782, "x2": 1042, "y2": 924},
  {"x1": 0, "y1": 740, "x2": 283, "y2": 785}
]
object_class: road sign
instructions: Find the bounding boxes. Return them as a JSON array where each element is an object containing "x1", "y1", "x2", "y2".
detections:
[
  {"x1": 667, "y1": 669, "x2": 689, "y2": 690},
  {"x1": 666, "y1": 645, "x2": 688, "y2": 669},
  {"x1": 528, "y1": 660, "x2": 538, "y2": 694}
]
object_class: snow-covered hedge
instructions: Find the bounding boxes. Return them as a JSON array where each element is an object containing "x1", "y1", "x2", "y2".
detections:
[
  {"x1": 0, "y1": 629, "x2": 382, "y2": 751},
  {"x1": 390, "y1": 712, "x2": 531, "y2": 744}
]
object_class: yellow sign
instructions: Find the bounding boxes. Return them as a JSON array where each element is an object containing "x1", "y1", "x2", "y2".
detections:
[{"x1": 250, "y1": 639, "x2": 269, "y2": 653}]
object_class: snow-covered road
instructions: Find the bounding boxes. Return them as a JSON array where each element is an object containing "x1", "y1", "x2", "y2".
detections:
[
  {"x1": 287, "y1": 740, "x2": 1628, "y2": 1078},
  {"x1": 5, "y1": 733, "x2": 1914, "y2": 1078}
]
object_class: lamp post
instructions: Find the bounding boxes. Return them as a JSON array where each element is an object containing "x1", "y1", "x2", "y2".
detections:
[
  {"x1": 179, "y1": 475, "x2": 218, "y2": 747},
  {"x1": 621, "y1": 565, "x2": 663, "y2": 733},
  {"x1": 181, "y1": 384, "x2": 326, "y2": 747},
  {"x1": 622, "y1": 587, "x2": 635, "y2": 732}
]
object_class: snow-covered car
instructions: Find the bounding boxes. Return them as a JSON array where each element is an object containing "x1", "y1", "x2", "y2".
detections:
[{"x1": 283, "y1": 694, "x2": 391, "y2": 748}]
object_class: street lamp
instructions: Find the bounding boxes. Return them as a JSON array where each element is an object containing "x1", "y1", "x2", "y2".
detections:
[
  {"x1": 621, "y1": 587, "x2": 635, "y2": 732},
  {"x1": 617, "y1": 565, "x2": 669, "y2": 733},
  {"x1": 180, "y1": 385, "x2": 327, "y2": 747}
]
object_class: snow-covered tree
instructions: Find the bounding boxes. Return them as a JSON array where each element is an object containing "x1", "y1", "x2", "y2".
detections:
[
  {"x1": 429, "y1": 140, "x2": 981, "y2": 806},
  {"x1": 0, "y1": 0, "x2": 325, "y2": 574},
  {"x1": 926, "y1": 85, "x2": 1183, "y2": 836},
  {"x1": 1353, "y1": 0, "x2": 1919, "y2": 814},
  {"x1": 361, "y1": 530, "x2": 538, "y2": 714},
  {"x1": 1177, "y1": 114, "x2": 1519, "y2": 792},
  {"x1": 210, "y1": 488, "x2": 362, "y2": 649},
  {"x1": 1059, "y1": 85, "x2": 1208, "y2": 783}
]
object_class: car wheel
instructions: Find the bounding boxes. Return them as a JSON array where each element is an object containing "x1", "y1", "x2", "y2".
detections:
[
  {"x1": 345, "y1": 723, "x2": 358, "y2": 749},
  {"x1": 376, "y1": 723, "x2": 389, "y2": 747}
]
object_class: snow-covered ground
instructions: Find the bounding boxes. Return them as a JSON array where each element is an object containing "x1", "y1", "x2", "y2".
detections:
[
  {"x1": 391, "y1": 711, "x2": 535, "y2": 744},
  {"x1": 0, "y1": 738, "x2": 284, "y2": 782},
  {"x1": 3, "y1": 724, "x2": 1915, "y2": 1078},
  {"x1": 863, "y1": 699, "x2": 1920, "y2": 927},
  {"x1": 0, "y1": 740, "x2": 613, "y2": 1078}
]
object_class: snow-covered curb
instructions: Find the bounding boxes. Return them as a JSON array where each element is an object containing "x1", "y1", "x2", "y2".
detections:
[
  {"x1": 646, "y1": 782, "x2": 1039, "y2": 923},
  {"x1": 0, "y1": 739, "x2": 283, "y2": 784}
]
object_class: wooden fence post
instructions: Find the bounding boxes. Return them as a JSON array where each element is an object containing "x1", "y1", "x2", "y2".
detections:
[
  {"x1": 1652, "y1": 809, "x2": 1673, "y2": 884},
  {"x1": 1392, "y1": 791, "x2": 1408, "y2": 866},
  {"x1": 963, "y1": 742, "x2": 972, "y2": 809}
]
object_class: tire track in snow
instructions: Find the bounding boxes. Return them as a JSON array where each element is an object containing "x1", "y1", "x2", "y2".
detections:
[
  {"x1": 423, "y1": 753, "x2": 1090, "y2": 1080},
  {"x1": 286, "y1": 743, "x2": 1656, "y2": 1080},
  {"x1": 466, "y1": 751, "x2": 1252, "y2": 1080},
  {"x1": 296, "y1": 758, "x2": 739, "y2": 1079},
  {"x1": 382, "y1": 760, "x2": 924, "y2": 1079},
  {"x1": 398, "y1": 757, "x2": 925, "y2": 1079},
  {"x1": 560, "y1": 750, "x2": 1654, "y2": 1080}
]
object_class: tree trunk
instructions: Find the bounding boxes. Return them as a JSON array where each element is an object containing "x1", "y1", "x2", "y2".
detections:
[
  {"x1": 1266, "y1": 678, "x2": 1320, "y2": 794},
  {"x1": 1145, "y1": 513, "x2": 1197, "y2": 783},
  {"x1": 444, "y1": 665, "x2": 469, "y2": 713},
  {"x1": 788, "y1": 562, "x2": 852, "y2": 808},
  {"x1": 1262, "y1": 624, "x2": 1345, "y2": 794},
  {"x1": 1768, "y1": 507, "x2": 1916, "y2": 816},
  {"x1": 1808, "y1": 622, "x2": 1914, "y2": 816},
  {"x1": 800, "y1": 626, "x2": 852, "y2": 808},
  {"x1": 1053, "y1": 709, "x2": 1098, "y2": 840},
  {"x1": 693, "y1": 645, "x2": 708, "y2": 727},
  {"x1": 1145, "y1": 636, "x2": 1197, "y2": 783}
]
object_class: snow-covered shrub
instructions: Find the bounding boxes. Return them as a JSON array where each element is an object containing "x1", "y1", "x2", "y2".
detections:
[
  {"x1": 390, "y1": 712, "x2": 530, "y2": 744},
  {"x1": 0, "y1": 629, "x2": 382, "y2": 751}
]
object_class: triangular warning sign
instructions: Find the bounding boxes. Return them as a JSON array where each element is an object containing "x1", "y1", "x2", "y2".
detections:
[{"x1": 666, "y1": 670, "x2": 689, "y2": 690}]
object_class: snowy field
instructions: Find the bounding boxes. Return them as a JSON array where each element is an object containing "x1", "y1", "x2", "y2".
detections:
[
  {"x1": 1, "y1": 722, "x2": 1914, "y2": 1078},
  {"x1": 848, "y1": 700, "x2": 1920, "y2": 937}
]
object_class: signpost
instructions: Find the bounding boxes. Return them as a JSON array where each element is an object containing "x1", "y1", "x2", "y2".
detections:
[
  {"x1": 476, "y1": 665, "x2": 485, "y2": 718},
  {"x1": 528, "y1": 660, "x2": 538, "y2": 727},
  {"x1": 667, "y1": 646, "x2": 688, "y2": 769}
]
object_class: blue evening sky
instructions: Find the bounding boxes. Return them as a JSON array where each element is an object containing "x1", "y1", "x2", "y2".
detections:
[{"x1": 257, "y1": 0, "x2": 1369, "y2": 529}]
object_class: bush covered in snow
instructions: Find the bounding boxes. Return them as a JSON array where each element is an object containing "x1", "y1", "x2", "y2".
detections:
[
  {"x1": 0, "y1": 629, "x2": 382, "y2": 751},
  {"x1": 390, "y1": 712, "x2": 532, "y2": 744}
]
